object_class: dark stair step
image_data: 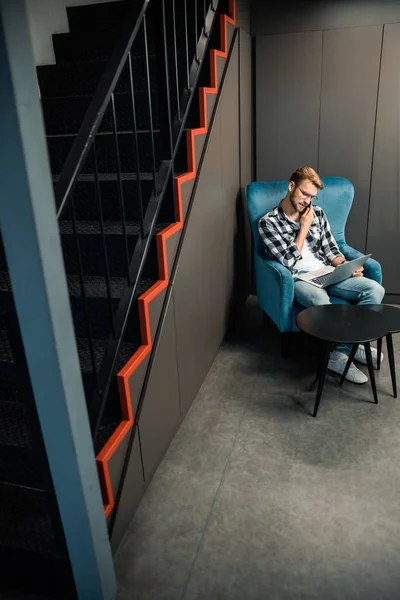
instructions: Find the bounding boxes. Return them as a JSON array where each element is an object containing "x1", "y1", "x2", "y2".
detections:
[
  {"x1": 0, "y1": 280, "x2": 33, "y2": 404},
  {"x1": 0, "y1": 328, "x2": 14, "y2": 364},
  {"x1": 0, "y1": 326, "x2": 26, "y2": 403},
  {"x1": 0, "y1": 483, "x2": 58, "y2": 555},
  {"x1": 94, "y1": 411, "x2": 121, "y2": 455},
  {"x1": 135, "y1": 275, "x2": 157, "y2": 298},
  {"x1": 0, "y1": 399, "x2": 32, "y2": 448},
  {"x1": 67, "y1": 274, "x2": 126, "y2": 340},
  {"x1": 59, "y1": 220, "x2": 139, "y2": 278},
  {"x1": 53, "y1": 30, "x2": 120, "y2": 64},
  {"x1": 0, "y1": 331, "x2": 24, "y2": 405},
  {"x1": 76, "y1": 276, "x2": 155, "y2": 405},
  {"x1": 37, "y1": 57, "x2": 157, "y2": 99},
  {"x1": 42, "y1": 91, "x2": 159, "y2": 136},
  {"x1": 77, "y1": 337, "x2": 108, "y2": 376},
  {"x1": 0, "y1": 445, "x2": 42, "y2": 489},
  {"x1": 67, "y1": 0, "x2": 141, "y2": 34},
  {"x1": 92, "y1": 273, "x2": 156, "y2": 453},
  {"x1": 47, "y1": 130, "x2": 163, "y2": 175},
  {"x1": 0, "y1": 361, "x2": 23, "y2": 404},
  {"x1": 53, "y1": 26, "x2": 157, "y2": 63},
  {"x1": 67, "y1": 273, "x2": 127, "y2": 299},
  {"x1": 58, "y1": 175, "x2": 154, "y2": 222},
  {"x1": 78, "y1": 336, "x2": 139, "y2": 408},
  {"x1": 77, "y1": 335, "x2": 140, "y2": 378},
  {"x1": 0, "y1": 394, "x2": 40, "y2": 489},
  {"x1": 69, "y1": 272, "x2": 157, "y2": 344}
]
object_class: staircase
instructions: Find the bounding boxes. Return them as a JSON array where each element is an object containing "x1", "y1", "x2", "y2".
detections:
[{"x1": 0, "y1": 0, "x2": 236, "y2": 596}]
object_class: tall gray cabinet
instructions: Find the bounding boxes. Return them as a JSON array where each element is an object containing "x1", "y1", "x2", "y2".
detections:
[
  {"x1": 367, "y1": 23, "x2": 400, "y2": 295},
  {"x1": 256, "y1": 24, "x2": 400, "y2": 295},
  {"x1": 318, "y1": 26, "x2": 381, "y2": 252}
]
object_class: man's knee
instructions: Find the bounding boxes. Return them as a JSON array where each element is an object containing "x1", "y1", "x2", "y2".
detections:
[
  {"x1": 295, "y1": 285, "x2": 331, "y2": 307},
  {"x1": 311, "y1": 292, "x2": 331, "y2": 306},
  {"x1": 362, "y1": 279, "x2": 385, "y2": 304}
]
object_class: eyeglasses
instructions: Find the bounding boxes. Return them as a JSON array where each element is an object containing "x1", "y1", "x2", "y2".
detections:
[{"x1": 297, "y1": 186, "x2": 318, "y2": 201}]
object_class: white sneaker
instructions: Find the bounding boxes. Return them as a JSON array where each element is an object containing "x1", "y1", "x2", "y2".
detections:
[
  {"x1": 328, "y1": 352, "x2": 368, "y2": 384},
  {"x1": 354, "y1": 345, "x2": 384, "y2": 368}
]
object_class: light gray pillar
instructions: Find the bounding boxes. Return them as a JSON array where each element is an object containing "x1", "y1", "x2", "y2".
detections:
[{"x1": 0, "y1": 1, "x2": 116, "y2": 598}]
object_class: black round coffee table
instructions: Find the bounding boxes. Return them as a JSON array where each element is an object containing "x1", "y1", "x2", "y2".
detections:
[{"x1": 297, "y1": 305, "x2": 393, "y2": 417}]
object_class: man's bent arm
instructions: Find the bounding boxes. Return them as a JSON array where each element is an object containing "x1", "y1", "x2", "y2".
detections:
[
  {"x1": 258, "y1": 218, "x2": 301, "y2": 271},
  {"x1": 319, "y1": 209, "x2": 344, "y2": 263},
  {"x1": 294, "y1": 228, "x2": 308, "y2": 255}
]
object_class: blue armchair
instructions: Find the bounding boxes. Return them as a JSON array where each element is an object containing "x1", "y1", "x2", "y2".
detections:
[{"x1": 245, "y1": 177, "x2": 382, "y2": 333}]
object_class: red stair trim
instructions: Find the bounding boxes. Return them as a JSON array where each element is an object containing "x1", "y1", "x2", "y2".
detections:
[{"x1": 96, "y1": 0, "x2": 236, "y2": 518}]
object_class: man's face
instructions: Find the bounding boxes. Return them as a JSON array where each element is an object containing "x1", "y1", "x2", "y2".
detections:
[{"x1": 288, "y1": 179, "x2": 319, "y2": 213}]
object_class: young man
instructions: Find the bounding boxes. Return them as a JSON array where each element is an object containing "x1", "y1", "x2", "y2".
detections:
[{"x1": 258, "y1": 166, "x2": 385, "y2": 384}]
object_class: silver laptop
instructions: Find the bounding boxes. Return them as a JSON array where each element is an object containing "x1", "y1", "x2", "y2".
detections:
[{"x1": 296, "y1": 254, "x2": 372, "y2": 288}]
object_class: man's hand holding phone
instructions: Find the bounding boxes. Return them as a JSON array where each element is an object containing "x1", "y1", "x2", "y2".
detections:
[{"x1": 300, "y1": 204, "x2": 314, "y2": 233}]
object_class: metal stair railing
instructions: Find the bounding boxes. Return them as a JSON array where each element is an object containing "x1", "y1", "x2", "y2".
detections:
[{"x1": 53, "y1": 0, "x2": 226, "y2": 439}]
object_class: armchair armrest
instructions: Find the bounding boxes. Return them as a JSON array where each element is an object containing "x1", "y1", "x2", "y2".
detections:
[
  {"x1": 338, "y1": 242, "x2": 382, "y2": 285},
  {"x1": 254, "y1": 255, "x2": 295, "y2": 332}
]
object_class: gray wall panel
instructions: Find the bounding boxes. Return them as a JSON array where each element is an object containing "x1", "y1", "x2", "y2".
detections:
[
  {"x1": 139, "y1": 288, "x2": 181, "y2": 480},
  {"x1": 127, "y1": 354, "x2": 150, "y2": 419},
  {"x1": 174, "y1": 36, "x2": 240, "y2": 415},
  {"x1": 174, "y1": 111, "x2": 224, "y2": 414},
  {"x1": 236, "y1": 0, "x2": 251, "y2": 33},
  {"x1": 221, "y1": 41, "x2": 240, "y2": 318},
  {"x1": 108, "y1": 434, "x2": 130, "y2": 509},
  {"x1": 251, "y1": 0, "x2": 400, "y2": 36},
  {"x1": 367, "y1": 23, "x2": 400, "y2": 294},
  {"x1": 318, "y1": 26, "x2": 382, "y2": 251},
  {"x1": 239, "y1": 30, "x2": 253, "y2": 189},
  {"x1": 110, "y1": 431, "x2": 144, "y2": 552},
  {"x1": 239, "y1": 29, "x2": 253, "y2": 298},
  {"x1": 256, "y1": 32, "x2": 322, "y2": 182}
]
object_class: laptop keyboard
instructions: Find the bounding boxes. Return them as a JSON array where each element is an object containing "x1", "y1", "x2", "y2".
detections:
[{"x1": 310, "y1": 273, "x2": 332, "y2": 286}]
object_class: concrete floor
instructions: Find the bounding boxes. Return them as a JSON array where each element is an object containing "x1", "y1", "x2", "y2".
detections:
[{"x1": 115, "y1": 297, "x2": 400, "y2": 600}]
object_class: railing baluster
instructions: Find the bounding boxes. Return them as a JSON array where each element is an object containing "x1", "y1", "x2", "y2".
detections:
[
  {"x1": 110, "y1": 92, "x2": 132, "y2": 285},
  {"x1": 127, "y1": 51, "x2": 145, "y2": 239},
  {"x1": 160, "y1": 0, "x2": 173, "y2": 158},
  {"x1": 92, "y1": 142, "x2": 116, "y2": 338},
  {"x1": 70, "y1": 196, "x2": 101, "y2": 395},
  {"x1": 172, "y1": 0, "x2": 180, "y2": 119},
  {"x1": 194, "y1": 0, "x2": 198, "y2": 61},
  {"x1": 143, "y1": 15, "x2": 157, "y2": 196},
  {"x1": 183, "y1": 0, "x2": 190, "y2": 89}
]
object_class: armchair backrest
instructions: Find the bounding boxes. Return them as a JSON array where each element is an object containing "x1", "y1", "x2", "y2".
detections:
[{"x1": 245, "y1": 176, "x2": 354, "y2": 257}]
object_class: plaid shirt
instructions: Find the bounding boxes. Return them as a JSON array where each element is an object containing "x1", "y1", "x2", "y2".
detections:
[{"x1": 258, "y1": 203, "x2": 343, "y2": 273}]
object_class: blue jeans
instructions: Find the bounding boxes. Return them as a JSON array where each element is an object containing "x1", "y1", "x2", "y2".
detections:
[{"x1": 294, "y1": 276, "x2": 385, "y2": 354}]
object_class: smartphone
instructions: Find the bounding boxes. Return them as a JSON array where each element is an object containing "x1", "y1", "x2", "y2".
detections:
[{"x1": 300, "y1": 200, "x2": 313, "y2": 216}]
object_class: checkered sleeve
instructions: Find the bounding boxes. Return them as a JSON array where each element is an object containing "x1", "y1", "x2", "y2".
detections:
[
  {"x1": 318, "y1": 208, "x2": 343, "y2": 263},
  {"x1": 258, "y1": 216, "x2": 301, "y2": 271}
]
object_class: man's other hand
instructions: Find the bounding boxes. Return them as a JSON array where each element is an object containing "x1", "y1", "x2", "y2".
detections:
[
  {"x1": 352, "y1": 266, "x2": 364, "y2": 277},
  {"x1": 300, "y1": 206, "x2": 314, "y2": 232}
]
